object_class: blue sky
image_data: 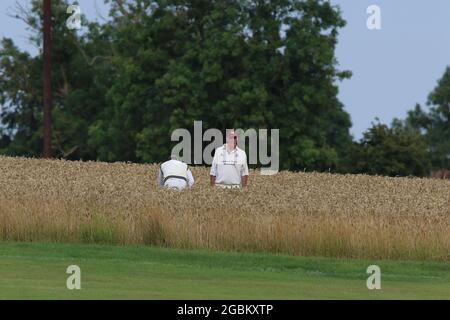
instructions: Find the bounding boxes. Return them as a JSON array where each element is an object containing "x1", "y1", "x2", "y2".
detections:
[{"x1": 1, "y1": 0, "x2": 449, "y2": 139}]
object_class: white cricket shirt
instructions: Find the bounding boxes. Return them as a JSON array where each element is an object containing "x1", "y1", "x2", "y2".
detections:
[
  {"x1": 158, "y1": 160, "x2": 194, "y2": 190},
  {"x1": 210, "y1": 145, "x2": 249, "y2": 186}
]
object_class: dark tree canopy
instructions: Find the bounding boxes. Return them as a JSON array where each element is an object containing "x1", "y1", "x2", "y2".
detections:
[
  {"x1": 2, "y1": 1, "x2": 446, "y2": 177},
  {"x1": 341, "y1": 122, "x2": 431, "y2": 177},
  {"x1": 0, "y1": 0, "x2": 352, "y2": 172},
  {"x1": 404, "y1": 67, "x2": 450, "y2": 170},
  {"x1": 0, "y1": 0, "x2": 113, "y2": 159}
]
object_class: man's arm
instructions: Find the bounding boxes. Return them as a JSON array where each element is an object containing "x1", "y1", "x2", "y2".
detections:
[
  {"x1": 187, "y1": 169, "x2": 195, "y2": 187},
  {"x1": 241, "y1": 153, "x2": 249, "y2": 188},
  {"x1": 241, "y1": 175, "x2": 248, "y2": 188},
  {"x1": 157, "y1": 168, "x2": 164, "y2": 187},
  {"x1": 210, "y1": 148, "x2": 219, "y2": 187}
]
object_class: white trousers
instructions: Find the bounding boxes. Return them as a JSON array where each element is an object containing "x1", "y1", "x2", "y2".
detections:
[{"x1": 215, "y1": 184, "x2": 241, "y2": 189}]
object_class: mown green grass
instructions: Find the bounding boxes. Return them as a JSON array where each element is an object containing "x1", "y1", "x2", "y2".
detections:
[{"x1": 0, "y1": 242, "x2": 448, "y2": 299}]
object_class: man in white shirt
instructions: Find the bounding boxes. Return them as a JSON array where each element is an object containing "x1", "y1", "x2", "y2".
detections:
[
  {"x1": 210, "y1": 129, "x2": 249, "y2": 188},
  {"x1": 158, "y1": 156, "x2": 195, "y2": 190}
]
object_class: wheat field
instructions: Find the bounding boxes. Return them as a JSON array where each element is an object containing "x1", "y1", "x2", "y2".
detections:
[{"x1": 0, "y1": 156, "x2": 449, "y2": 261}]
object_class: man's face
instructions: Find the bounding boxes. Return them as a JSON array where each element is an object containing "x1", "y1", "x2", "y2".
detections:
[{"x1": 226, "y1": 130, "x2": 237, "y2": 148}]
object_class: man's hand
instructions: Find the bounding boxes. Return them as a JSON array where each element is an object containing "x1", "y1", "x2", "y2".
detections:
[{"x1": 210, "y1": 175, "x2": 216, "y2": 187}]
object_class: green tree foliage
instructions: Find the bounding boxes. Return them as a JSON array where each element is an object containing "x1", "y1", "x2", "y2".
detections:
[
  {"x1": 0, "y1": 38, "x2": 42, "y2": 156},
  {"x1": 1, "y1": 0, "x2": 352, "y2": 171},
  {"x1": 0, "y1": 0, "x2": 113, "y2": 159},
  {"x1": 95, "y1": 0, "x2": 352, "y2": 169},
  {"x1": 341, "y1": 122, "x2": 431, "y2": 177},
  {"x1": 404, "y1": 67, "x2": 450, "y2": 169}
]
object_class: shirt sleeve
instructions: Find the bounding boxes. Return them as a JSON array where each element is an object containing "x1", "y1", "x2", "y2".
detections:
[
  {"x1": 187, "y1": 169, "x2": 194, "y2": 187},
  {"x1": 158, "y1": 168, "x2": 164, "y2": 187},
  {"x1": 210, "y1": 148, "x2": 219, "y2": 176},
  {"x1": 241, "y1": 153, "x2": 249, "y2": 176}
]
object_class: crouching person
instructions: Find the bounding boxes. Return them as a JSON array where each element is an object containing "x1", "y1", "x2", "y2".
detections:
[{"x1": 158, "y1": 155, "x2": 194, "y2": 190}]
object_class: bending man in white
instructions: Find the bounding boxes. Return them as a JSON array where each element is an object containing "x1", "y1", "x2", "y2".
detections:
[{"x1": 158, "y1": 155, "x2": 194, "y2": 190}]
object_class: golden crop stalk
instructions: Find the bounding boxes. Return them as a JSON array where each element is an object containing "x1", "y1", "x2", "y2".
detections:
[{"x1": 0, "y1": 156, "x2": 449, "y2": 261}]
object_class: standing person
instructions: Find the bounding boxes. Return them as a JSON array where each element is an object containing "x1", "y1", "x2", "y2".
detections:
[
  {"x1": 210, "y1": 129, "x2": 249, "y2": 188},
  {"x1": 158, "y1": 155, "x2": 194, "y2": 190}
]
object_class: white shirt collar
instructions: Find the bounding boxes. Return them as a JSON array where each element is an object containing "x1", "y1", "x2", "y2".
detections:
[{"x1": 223, "y1": 144, "x2": 238, "y2": 153}]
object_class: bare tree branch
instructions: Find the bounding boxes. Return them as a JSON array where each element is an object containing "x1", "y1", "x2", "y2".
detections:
[{"x1": 116, "y1": 0, "x2": 131, "y2": 17}]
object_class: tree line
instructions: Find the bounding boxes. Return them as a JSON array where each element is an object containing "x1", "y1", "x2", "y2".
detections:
[{"x1": 0, "y1": 0, "x2": 448, "y2": 177}]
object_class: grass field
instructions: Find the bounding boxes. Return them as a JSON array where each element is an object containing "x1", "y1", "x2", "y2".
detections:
[{"x1": 0, "y1": 242, "x2": 449, "y2": 300}]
